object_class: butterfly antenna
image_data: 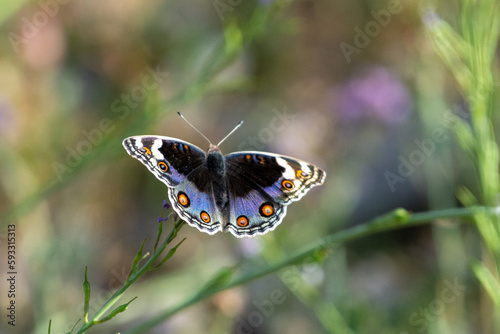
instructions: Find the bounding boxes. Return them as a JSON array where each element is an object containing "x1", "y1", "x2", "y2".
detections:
[
  {"x1": 217, "y1": 120, "x2": 243, "y2": 147},
  {"x1": 177, "y1": 111, "x2": 213, "y2": 146}
]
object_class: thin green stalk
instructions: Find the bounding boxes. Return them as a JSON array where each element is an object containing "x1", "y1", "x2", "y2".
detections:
[
  {"x1": 72, "y1": 218, "x2": 185, "y2": 334},
  {"x1": 125, "y1": 206, "x2": 495, "y2": 334}
]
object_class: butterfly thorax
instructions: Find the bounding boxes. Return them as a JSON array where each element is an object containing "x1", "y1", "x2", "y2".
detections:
[
  {"x1": 206, "y1": 146, "x2": 229, "y2": 213},
  {"x1": 206, "y1": 145, "x2": 224, "y2": 177}
]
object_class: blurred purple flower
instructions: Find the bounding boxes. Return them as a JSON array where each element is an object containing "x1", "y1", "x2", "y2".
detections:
[
  {"x1": 163, "y1": 200, "x2": 170, "y2": 210},
  {"x1": 336, "y1": 67, "x2": 412, "y2": 125}
]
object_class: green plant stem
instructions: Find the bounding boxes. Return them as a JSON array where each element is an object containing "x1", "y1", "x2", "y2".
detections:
[
  {"x1": 125, "y1": 206, "x2": 495, "y2": 334},
  {"x1": 74, "y1": 219, "x2": 184, "y2": 334}
]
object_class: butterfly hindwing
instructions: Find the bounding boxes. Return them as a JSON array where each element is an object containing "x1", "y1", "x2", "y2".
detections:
[
  {"x1": 167, "y1": 173, "x2": 223, "y2": 235},
  {"x1": 225, "y1": 183, "x2": 287, "y2": 237}
]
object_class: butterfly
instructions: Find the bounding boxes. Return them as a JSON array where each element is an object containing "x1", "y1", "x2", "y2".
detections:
[{"x1": 122, "y1": 113, "x2": 326, "y2": 237}]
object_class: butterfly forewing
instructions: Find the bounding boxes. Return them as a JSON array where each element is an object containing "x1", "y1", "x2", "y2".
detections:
[
  {"x1": 225, "y1": 152, "x2": 326, "y2": 204},
  {"x1": 123, "y1": 136, "x2": 206, "y2": 187}
]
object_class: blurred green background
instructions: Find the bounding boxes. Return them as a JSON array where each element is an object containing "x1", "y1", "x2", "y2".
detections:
[{"x1": 0, "y1": 0, "x2": 498, "y2": 333}]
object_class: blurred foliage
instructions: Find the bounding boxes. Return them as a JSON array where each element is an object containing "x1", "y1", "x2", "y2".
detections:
[{"x1": 0, "y1": 0, "x2": 499, "y2": 333}]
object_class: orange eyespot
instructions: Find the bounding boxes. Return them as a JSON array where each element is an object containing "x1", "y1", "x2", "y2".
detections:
[
  {"x1": 200, "y1": 211, "x2": 211, "y2": 223},
  {"x1": 183, "y1": 144, "x2": 190, "y2": 152},
  {"x1": 158, "y1": 161, "x2": 168, "y2": 171},
  {"x1": 141, "y1": 147, "x2": 152, "y2": 155},
  {"x1": 178, "y1": 192, "x2": 190, "y2": 207},
  {"x1": 260, "y1": 203, "x2": 274, "y2": 217},
  {"x1": 237, "y1": 215, "x2": 249, "y2": 227},
  {"x1": 282, "y1": 180, "x2": 294, "y2": 190},
  {"x1": 296, "y1": 169, "x2": 309, "y2": 178}
]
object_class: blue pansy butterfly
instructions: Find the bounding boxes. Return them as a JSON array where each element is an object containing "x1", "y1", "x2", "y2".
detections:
[{"x1": 123, "y1": 113, "x2": 326, "y2": 238}]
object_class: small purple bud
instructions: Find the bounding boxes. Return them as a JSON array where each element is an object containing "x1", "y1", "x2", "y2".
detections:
[{"x1": 158, "y1": 215, "x2": 171, "y2": 223}]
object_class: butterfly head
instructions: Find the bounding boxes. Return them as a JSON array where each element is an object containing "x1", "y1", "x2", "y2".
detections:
[
  {"x1": 208, "y1": 144, "x2": 222, "y2": 153},
  {"x1": 177, "y1": 111, "x2": 243, "y2": 152}
]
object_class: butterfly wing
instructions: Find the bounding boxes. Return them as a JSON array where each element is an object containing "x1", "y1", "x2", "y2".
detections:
[
  {"x1": 166, "y1": 173, "x2": 223, "y2": 235},
  {"x1": 224, "y1": 173, "x2": 287, "y2": 237},
  {"x1": 224, "y1": 152, "x2": 325, "y2": 237},
  {"x1": 123, "y1": 136, "x2": 206, "y2": 187},
  {"x1": 123, "y1": 136, "x2": 223, "y2": 234}
]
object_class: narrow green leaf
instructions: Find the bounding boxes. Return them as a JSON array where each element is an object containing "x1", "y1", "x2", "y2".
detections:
[
  {"x1": 454, "y1": 121, "x2": 476, "y2": 156},
  {"x1": 67, "y1": 320, "x2": 80, "y2": 334},
  {"x1": 96, "y1": 297, "x2": 138, "y2": 324},
  {"x1": 200, "y1": 267, "x2": 234, "y2": 294},
  {"x1": 456, "y1": 186, "x2": 477, "y2": 207},
  {"x1": 423, "y1": 8, "x2": 473, "y2": 93},
  {"x1": 475, "y1": 215, "x2": 500, "y2": 256},
  {"x1": 127, "y1": 239, "x2": 148, "y2": 281},
  {"x1": 166, "y1": 220, "x2": 185, "y2": 243},
  {"x1": 224, "y1": 19, "x2": 243, "y2": 56},
  {"x1": 83, "y1": 267, "x2": 91, "y2": 324},
  {"x1": 154, "y1": 218, "x2": 165, "y2": 252},
  {"x1": 472, "y1": 261, "x2": 500, "y2": 310},
  {"x1": 154, "y1": 238, "x2": 186, "y2": 269},
  {"x1": 48, "y1": 319, "x2": 51, "y2": 334}
]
